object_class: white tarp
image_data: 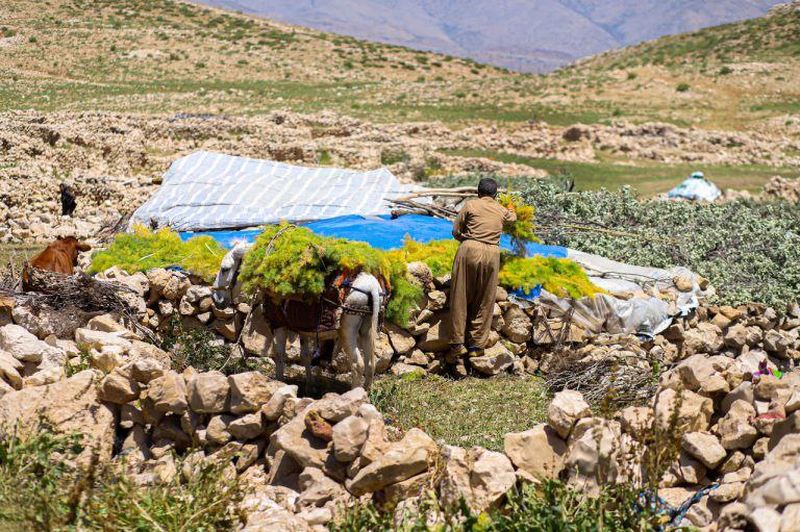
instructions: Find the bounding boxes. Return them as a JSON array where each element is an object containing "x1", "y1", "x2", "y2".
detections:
[{"x1": 130, "y1": 151, "x2": 417, "y2": 231}]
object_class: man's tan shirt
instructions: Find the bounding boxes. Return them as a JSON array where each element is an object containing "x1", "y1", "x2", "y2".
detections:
[{"x1": 452, "y1": 196, "x2": 517, "y2": 246}]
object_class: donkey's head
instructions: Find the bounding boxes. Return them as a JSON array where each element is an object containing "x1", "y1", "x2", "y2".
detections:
[{"x1": 211, "y1": 241, "x2": 250, "y2": 309}]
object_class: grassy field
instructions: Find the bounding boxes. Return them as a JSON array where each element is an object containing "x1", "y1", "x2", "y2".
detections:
[
  {"x1": 441, "y1": 149, "x2": 800, "y2": 195},
  {"x1": 369, "y1": 373, "x2": 549, "y2": 451}
]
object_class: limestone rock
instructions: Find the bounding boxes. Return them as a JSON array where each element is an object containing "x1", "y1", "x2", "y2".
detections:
[
  {"x1": 547, "y1": 390, "x2": 591, "y2": 439},
  {"x1": 332, "y1": 415, "x2": 368, "y2": 463},
  {"x1": 99, "y1": 368, "x2": 140, "y2": 404},
  {"x1": 0, "y1": 370, "x2": 115, "y2": 466},
  {"x1": 439, "y1": 445, "x2": 516, "y2": 513},
  {"x1": 347, "y1": 428, "x2": 437, "y2": 496},
  {"x1": 229, "y1": 372, "x2": 281, "y2": 414},
  {"x1": 469, "y1": 343, "x2": 514, "y2": 376},
  {"x1": 654, "y1": 388, "x2": 713, "y2": 433},
  {"x1": 501, "y1": 306, "x2": 532, "y2": 343},
  {"x1": 681, "y1": 432, "x2": 727, "y2": 469},
  {"x1": 504, "y1": 424, "x2": 567, "y2": 481},
  {"x1": 188, "y1": 371, "x2": 230, "y2": 414},
  {"x1": 0, "y1": 323, "x2": 59, "y2": 363},
  {"x1": 145, "y1": 371, "x2": 188, "y2": 415},
  {"x1": 564, "y1": 418, "x2": 621, "y2": 495},
  {"x1": 718, "y1": 400, "x2": 759, "y2": 450},
  {"x1": 228, "y1": 412, "x2": 265, "y2": 440}
]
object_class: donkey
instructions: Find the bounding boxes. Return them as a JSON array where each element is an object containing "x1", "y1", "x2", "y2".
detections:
[{"x1": 212, "y1": 242, "x2": 384, "y2": 390}]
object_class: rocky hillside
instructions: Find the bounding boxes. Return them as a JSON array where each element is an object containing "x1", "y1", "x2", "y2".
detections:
[
  {"x1": 0, "y1": 0, "x2": 797, "y2": 131},
  {"x1": 199, "y1": 0, "x2": 783, "y2": 72}
]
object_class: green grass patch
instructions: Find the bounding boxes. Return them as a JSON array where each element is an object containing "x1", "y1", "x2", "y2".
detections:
[
  {"x1": 369, "y1": 374, "x2": 549, "y2": 451},
  {"x1": 440, "y1": 149, "x2": 800, "y2": 195}
]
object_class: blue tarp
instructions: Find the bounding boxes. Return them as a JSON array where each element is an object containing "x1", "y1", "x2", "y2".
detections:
[{"x1": 179, "y1": 214, "x2": 568, "y2": 258}]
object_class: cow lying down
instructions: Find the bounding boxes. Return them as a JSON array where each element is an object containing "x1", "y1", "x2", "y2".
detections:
[{"x1": 21, "y1": 236, "x2": 91, "y2": 291}]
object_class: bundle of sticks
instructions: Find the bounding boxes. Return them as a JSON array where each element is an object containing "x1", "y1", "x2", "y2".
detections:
[{"x1": 387, "y1": 187, "x2": 491, "y2": 220}]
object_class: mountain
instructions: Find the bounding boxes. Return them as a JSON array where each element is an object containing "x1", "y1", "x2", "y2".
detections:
[{"x1": 195, "y1": 0, "x2": 783, "y2": 72}]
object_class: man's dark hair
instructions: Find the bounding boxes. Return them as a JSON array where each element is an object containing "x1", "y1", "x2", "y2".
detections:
[{"x1": 477, "y1": 178, "x2": 498, "y2": 198}]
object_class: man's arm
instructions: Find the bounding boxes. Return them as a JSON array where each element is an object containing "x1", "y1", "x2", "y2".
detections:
[
  {"x1": 452, "y1": 206, "x2": 467, "y2": 241},
  {"x1": 503, "y1": 204, "x2": 517, "y2": 224}
]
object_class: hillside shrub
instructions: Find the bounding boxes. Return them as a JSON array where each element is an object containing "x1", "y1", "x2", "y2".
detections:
[
  {"x1": 88, "y1": 225, "x2": 226, "y2": 282},
  {"x1": 519, "y1": 180, "x2": 800, "y2": 309}
]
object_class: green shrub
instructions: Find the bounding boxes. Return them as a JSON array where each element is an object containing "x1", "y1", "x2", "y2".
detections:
[
  {"x1": 676, "y1": 82, "x2": 690, "y2": 92},
  {"x1": 88, "y1": 226, "x2": 227, "y2": 282},
  {"x1": 0, "y1": 430, "x2": 242, "y2": 530},
  {"x1": 331, "y1": 479, "x2": 661, "y2": 531},
  {"x1": 520, "y1": 180, "x2": 800, "y2": 309}
]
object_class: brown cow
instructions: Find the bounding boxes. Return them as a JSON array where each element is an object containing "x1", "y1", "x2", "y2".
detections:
[{"x1": 21, "y1": 237, "x2": 91, "y2": 291}]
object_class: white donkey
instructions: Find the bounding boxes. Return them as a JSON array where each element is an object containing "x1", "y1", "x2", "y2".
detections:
[{"x1": 212, "y1": 242, "x2": 384, "y2": 390}]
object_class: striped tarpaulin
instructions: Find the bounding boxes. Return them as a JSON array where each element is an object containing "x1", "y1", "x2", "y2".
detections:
[{"x1": 129, "y1": 151, "x2": 418, "y2": 231}]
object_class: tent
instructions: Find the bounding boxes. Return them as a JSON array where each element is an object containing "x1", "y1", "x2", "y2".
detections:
[
  {"x1": 130, "y1": 151, "x2": 418, "y2": 231},
  {"x1": 667, "y1": 171, "x2": 722, "y2": 202}
]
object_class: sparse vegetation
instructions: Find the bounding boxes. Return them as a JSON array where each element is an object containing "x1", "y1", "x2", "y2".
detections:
[
  {"x1": 369, "y1": 373, "x2": 549, "y2": 451},
  {"x1": 0, "y1": 430, "x2": 242, "y2": 530}
]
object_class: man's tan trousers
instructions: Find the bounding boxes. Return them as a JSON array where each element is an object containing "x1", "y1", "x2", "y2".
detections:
[{"x1": 448, "y1": 239, "x2": 500, "y2": 348}]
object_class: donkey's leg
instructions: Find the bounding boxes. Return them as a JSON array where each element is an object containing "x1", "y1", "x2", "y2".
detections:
[
  {"x1": 300, "y1": 334, "x2": 314, "y2": 389},
  {"x1": 272, "y1": 327, "x2": 288, "y2": 382},
  {"x1": 357, "y1": 316, "x2": 378, "y2": 390},
  {"x1": 339, "y1": 313, "x2": 364, "y2": 389}
]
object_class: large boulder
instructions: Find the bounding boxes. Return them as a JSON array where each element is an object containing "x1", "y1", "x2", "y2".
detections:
[
  {"x1": 346, "y1": 428, "x2": 437, "y2": 496},
  {"x1": 0, "y1": 370, "x2": 115, "y2": 465},
  {"x1": 504, "y1": 424, "x2": 568, "y2": 481}
]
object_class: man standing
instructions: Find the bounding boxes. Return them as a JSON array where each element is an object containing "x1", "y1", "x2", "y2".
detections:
[
  {"x1": 449, "y1": 178, "x2": 516, "y2": 356},
  {"x1": 59, "y1": 182, "x2": 77, "y2": 217}
]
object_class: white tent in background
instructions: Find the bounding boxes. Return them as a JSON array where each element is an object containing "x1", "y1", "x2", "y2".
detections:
[
  {"x1": 667, "y1": 171, "x2": 722, "y2": 202},
  {"x1": 130, "y1": 151, "x2": 417, "y2": 232}
]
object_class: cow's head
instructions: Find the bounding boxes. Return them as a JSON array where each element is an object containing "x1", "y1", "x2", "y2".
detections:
[
  {"x1": 55, "y1": 236, "x2": 91, "y2": 265},
  {"x1": 212, "y1": 242, "x2": 250, "y2": 310}
]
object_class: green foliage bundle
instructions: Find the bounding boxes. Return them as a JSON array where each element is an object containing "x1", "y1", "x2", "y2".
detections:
[
  {"x1": 500, "y1": 256, "x2": 604, "y2": 299},
  {"x1": 0, "y1": 430, "x2": 241, "y2": 530},
  {"x1": 387, "y1": 237, "x2": 459, "y2": 277},
  {"x1": 88, "y1": 225, "x2": 226, "y2": 282},
  {"x1": 498, "y1": 193, "x2": 540, "y2": 250},
  {"x1": 518, "y1": 179, "x2": 800, "y2": 309},
  {"x1": 389, "y1": 237, "x2": 602, "y2": 299},
  {"x1": 238, "y1": 223, "x2": 424, "y2": 326}
]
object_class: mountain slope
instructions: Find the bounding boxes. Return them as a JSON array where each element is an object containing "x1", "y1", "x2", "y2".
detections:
[
  {"x1": 198, "y1": 0, "x2": 783, "y2": 72},
  {"x1": 0, "y1": 0, "x2": 797, "y2": 133}
]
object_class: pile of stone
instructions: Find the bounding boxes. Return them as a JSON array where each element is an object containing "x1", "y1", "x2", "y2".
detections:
[{"x1": 0, "y1": 299, "x2": 799, "y2": 530}]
